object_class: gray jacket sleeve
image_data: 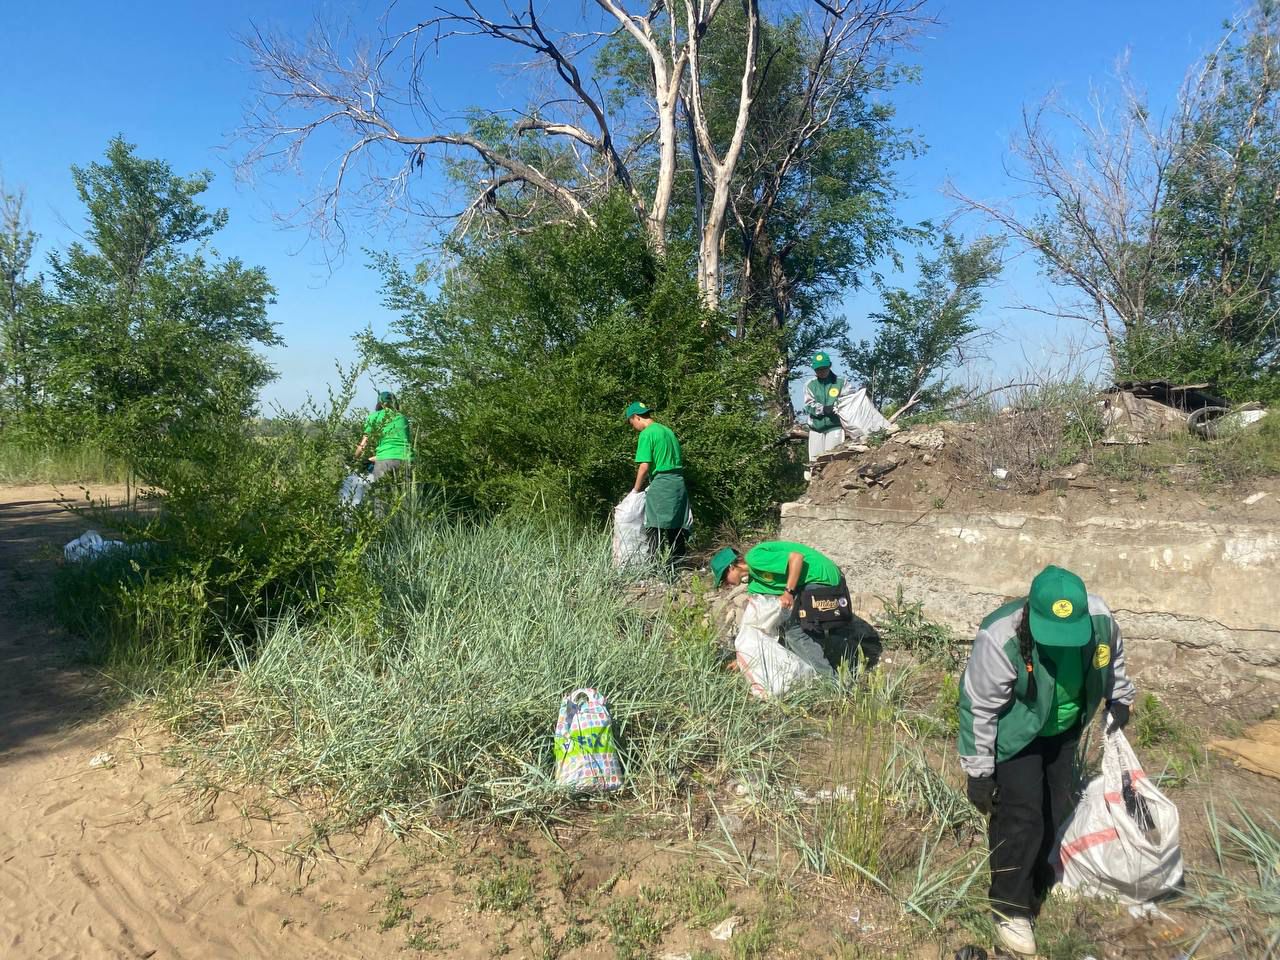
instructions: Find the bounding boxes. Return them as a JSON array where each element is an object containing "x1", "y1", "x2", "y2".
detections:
[
  {"x1": 959, "y1": 627, "x2": 1018, "y2": 778},
  {"x1": 1092, "y1": 595, "x2": 1136, "y2": 706},
  {"x1": 802, "y1": 379, "x2": 823, "y2": 416}
]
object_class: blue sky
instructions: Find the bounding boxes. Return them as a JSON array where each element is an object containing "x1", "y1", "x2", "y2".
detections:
[{"x1": 0, "y1": 1, "x2": 1236, "y2": 410}]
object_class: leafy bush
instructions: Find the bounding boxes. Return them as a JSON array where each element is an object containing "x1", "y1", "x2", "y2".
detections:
[
  {"x1": 162, "y1": 504, "x2": 799, "y2": 823},
  {"x1": 364, "y1": 195, "x2": 794, "y2": 536},
  {"x1": 875, "y1": 586, "x2": 960, "y2": 667},
  {"x1": 56, "y1": 385, "x2": 389, "y2": 673}
]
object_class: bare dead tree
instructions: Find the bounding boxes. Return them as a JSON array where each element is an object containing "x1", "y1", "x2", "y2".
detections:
[
  {"x1": 945, "y1": 10, "x2": 1280, "y2": 381},
  {"x1": 722, "y1": 0, "x2": 932, "y2": 407},
  {"x1": 238, "y1": 3, "x2": 717, "y2": 262},
  {"x1": 683, "y1": 0, "x2": 759, "y2": 307},
  {"x1": 238, "y1": 1, "x2": 929, "y2": 313},
  {"x1": 947, "y1": 76, "x2": 1188, "y2": 369}
]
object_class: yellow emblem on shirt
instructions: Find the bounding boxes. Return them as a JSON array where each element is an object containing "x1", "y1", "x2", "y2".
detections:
[
  {"x1": 1052, "y1": 599, "x2": 1073, "y2": 618},
  {"x1": 828, "y1": 386, "x2": 839, "y2": 398},
  {"x1": 1094, "y1": 644, "x2": 1111, "y2": 668}
]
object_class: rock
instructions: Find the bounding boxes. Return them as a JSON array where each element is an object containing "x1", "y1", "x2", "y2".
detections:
[
  {"x1": 711, "y1": 916, "x2": 744, "y2": 941},
  {"x1": 840, "y1": 478, "x2": 860, "y2": 490},
  {"x1": 1056, "y1": 462, "x2": 1090, "y2": 481},
  {"x1": 891, "y1": 427, "x2": 945, "y2": 450},
  {"x1": 1244, "y1": 491, "x2": 1268, "y2": 505},
  {"x1": 921, "y1": 453, "x2": 935, "y2": 465},
  {"x1": 856, "y1": 461, "x2": 898, "y2": 482}
]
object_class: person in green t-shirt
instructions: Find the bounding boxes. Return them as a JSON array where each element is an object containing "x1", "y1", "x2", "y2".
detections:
[
  {"x1": 625, "y1": 401, "x2": 691, "y2": 565},
  {"x1": 956, "y1": 565, "x2": 1136, "y2": 958},
  {"x1": 710, "y1": 540, "x2": 880, "y2": 670},
  {"x1": 355, "y1": 390, "x2": 413, "y2": 481},
  {"x1": 804, "y1": 351, "x2": 846, "y2": 463}
]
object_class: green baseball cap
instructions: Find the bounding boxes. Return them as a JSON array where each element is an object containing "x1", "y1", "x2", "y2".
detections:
[
  {"x1": 623, "y1": 401, "x2": 653, "y2": 420},
  {"x1": 710, "y1": 547, "x2": 739, "y2": 587},
  {"x1": 812, "y1": 352, "x2": 832, "y2": 369},
  {"x1": 378, "y1": 390, "x2": 394, "y2": 403},
  {"x1": 1027, "y1": 564, "x2": 1092, "y2": 647}
]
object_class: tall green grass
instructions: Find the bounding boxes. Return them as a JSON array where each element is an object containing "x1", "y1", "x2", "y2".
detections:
[
  {"x1": 0, "y1": 439, "x2": 126, "y2": 485},
  {"x1": 162, "y1": 507, "x2": 798, "y2": 824},
  {"x1": 1180, "y1": 802, "x2": 1280, "y2": 955}
]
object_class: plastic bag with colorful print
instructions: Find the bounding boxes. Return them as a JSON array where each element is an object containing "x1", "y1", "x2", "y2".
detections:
[{"x1": 554, "y1": 688, "x2": 623, "y2": 792}]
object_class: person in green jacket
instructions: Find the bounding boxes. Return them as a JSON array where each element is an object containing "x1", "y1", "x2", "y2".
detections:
[
  {"x1": 710, "y1": 540, "x2": 880, "y2": 670},
  {"x1": 804, "y1": 351, "x2": 846, "y2": 462},
  {"x1": 355, "y1": 390, "x2": 413, "y2": 481},
  {"x1": 625, "y1": 401, "x2": 690, "y2": 563},
  {"x1": 957, "y1": 564, "x2": 1136, "y2": 957}
]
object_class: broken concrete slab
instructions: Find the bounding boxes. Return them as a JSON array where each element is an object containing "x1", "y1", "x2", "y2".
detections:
[{"x1": 780, "y1": 500, "x2": 1280, "y2": 676}]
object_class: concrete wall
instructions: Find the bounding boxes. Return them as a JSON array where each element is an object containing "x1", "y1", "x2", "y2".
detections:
[{"x1": 781, "y1": 502, "x2": 1280, "y2": 680}]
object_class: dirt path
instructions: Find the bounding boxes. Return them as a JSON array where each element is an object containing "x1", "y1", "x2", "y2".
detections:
[{"x1": 0, "y1": 485, "x2": 389, "y2": 959}]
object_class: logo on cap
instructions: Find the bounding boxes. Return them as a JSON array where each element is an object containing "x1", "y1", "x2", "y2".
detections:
[{"x1": 1051, "y1": 599, "x2": 1073, "y2": 619}]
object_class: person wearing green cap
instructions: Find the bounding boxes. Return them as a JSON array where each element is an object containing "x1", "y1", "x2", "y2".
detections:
[
  {"x1": 804, "y1": 351, "x2": 846, "y2": 463},
  {"x1": 625, "y1": 402, "x2": 691, "y2": 563},
  {"x1": 957, "y1": 564, "x2": 1136, "y2": 957},
  {"x1": 710, "y1": 541, "x2": 880, "y2": 670},
  {"x1": 356, "y1": 390, "x2": 413, "y2": 481}
]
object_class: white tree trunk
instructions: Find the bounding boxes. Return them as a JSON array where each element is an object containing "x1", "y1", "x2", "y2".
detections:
[{"x1": 686, "y1": 0, "x2": 760, "y2": 309}]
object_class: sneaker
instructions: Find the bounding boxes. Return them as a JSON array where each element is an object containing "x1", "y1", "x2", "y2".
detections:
[{"x1": 994, "y1": 916, "x2": 1037, "y2": 956}]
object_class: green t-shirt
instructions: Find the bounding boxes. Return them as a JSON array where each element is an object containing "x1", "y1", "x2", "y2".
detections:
[
  {"x1": 1038, "y1": 645, "x2": 1088, "y2": 736},
  {"x1": 635, "y1": 422, "x2": 683, "y2": 473},
  {"x1": 363, "y1": 409, "x2": 413, "y2": 462},
  {"x1": 744, "y1": 540, "x2": 842, "y2": 596}
]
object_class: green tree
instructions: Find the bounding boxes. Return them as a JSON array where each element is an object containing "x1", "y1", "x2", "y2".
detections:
[
  {"x1": 597, "y1": 7, "x2": 919, "y2": 416},
  {"x1": 954, "y1": 3, "x2": 1280, "y2": 402},
  {"x1": 0, "y1": 184, "x2": 50, "y2": 424},
  {"x1": 846, "y1": 235, "x2": 1003, "y2": 415},
  {"x1": 45, "y1": 138, "x2": 279, "y2": 449},
  {"x1": 363, "y1": 196, "x2": 790, "y2": 533},
  {"x1": 1136, "y1": 3, "x2": 1280, "y2": 398}
]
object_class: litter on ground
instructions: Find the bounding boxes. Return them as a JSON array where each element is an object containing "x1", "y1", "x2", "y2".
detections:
[
  {"x1": 64, "y1": 530, "x2": 129, "y2": 563},
  {"x1": 1208, "y1": 719, "x2": 1280, "y2": 781}
]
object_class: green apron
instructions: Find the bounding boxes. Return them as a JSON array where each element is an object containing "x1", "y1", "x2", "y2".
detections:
[{"x1": 644, "y1": 471, "x2": 690, "y2": 530}]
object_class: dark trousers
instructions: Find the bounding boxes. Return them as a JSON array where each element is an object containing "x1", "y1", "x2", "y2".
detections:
[
  {"x1": 646, "y1": 526, "x2": 689, "y2": 567},
  {"x1": 781, "y1": 612, "x2": 882, "y2": 671},
  {"x1": 989, "y1": 725, "x2": 1081, "y2": 919}
]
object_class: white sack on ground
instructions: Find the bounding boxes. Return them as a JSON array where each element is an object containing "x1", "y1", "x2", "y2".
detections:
[
  {"x1": 1053, "y1": 729, "x2": 1183, "y2": 904},
  {"x1": 835, "y1": 387, "x2": 894, "y2": 440},
  {"x1": 63, "y1": 530, "x2": 128, "y2": 563},
  {"x1": 734, "y1": 593, "x2": 832, "y2": 698},
  {"x1": 611, "y1": 490, "x2": 650, "y2": 568}
]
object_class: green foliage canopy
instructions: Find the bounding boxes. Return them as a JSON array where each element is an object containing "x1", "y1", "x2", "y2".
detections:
[
  {"x1": 41, "y1": 138, "x2": 279, "y2": 447},
  {"x1": 363, "y1": 196, "x2": 793, "y2": 533},
  {"x1": 847, "y1": 234, "x2": 1003, "y2": 413}
]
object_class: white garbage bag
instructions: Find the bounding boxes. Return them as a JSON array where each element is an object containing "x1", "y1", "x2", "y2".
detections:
[
  {"x1": 63, "y1": 530, "x2": 128, "y2": 563},
  {"x1": 835, "y1": 386, "x2": 894, "y2": 440},
  {"x1": 734, "y1": 594, "x2": 833, "y2": 698},
  {"x1": 611, "y1": 490, "x2": 650, "y2": 568},
  {"x1": 1053, "y1": 729, "x2": 1183, "y2": 904},
  {"x1": 339, "y1": 472, "x2": 371, "y2": 509}
]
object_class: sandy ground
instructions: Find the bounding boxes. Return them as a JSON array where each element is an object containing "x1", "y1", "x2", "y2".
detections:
[
  {"x1": 4, "y1": 482, "x2": 1278, "y2": 959},
  {"x1": 0, "y1": 485, "x2": 390, "y2": 959}
]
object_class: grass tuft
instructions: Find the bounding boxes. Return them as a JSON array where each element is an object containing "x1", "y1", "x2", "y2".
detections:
[
  {"x1": 0, "y1": 440, "x2": 126, "y2": 485},
  {"x1": 158, "y1": 505, "x2": 799, "y2": 825},
  {"x1": 875, "y1": 587, "x2": 961, "y2": 667}
]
